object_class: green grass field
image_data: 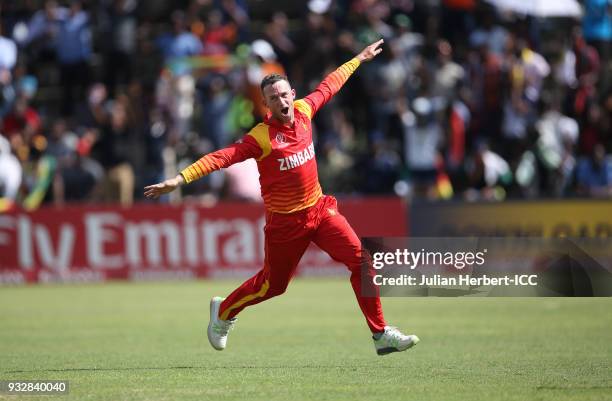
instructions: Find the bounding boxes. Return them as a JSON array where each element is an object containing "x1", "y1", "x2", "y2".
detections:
[{"x1": 1, "y1": 279, "x2": 611, "y2": 401}]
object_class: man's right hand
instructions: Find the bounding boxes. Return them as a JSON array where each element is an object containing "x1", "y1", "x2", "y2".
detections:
[{"x1": 144, "y1": 175, "x2": 185, "y2": 199}]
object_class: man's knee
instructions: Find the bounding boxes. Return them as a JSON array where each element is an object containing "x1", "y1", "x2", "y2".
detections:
[{"x1": 339, "y1": 244, "x2": 364, "y2": 271}]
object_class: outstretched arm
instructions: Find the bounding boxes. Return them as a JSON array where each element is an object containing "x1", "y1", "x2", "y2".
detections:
[
  {"x1": 144, "y1": 136, "x2": 262, "y2": 199},
  {"x1": 302, "y1": 39, "x2": 384, "y2": 118}
]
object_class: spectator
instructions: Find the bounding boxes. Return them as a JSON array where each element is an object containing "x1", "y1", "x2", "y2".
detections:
[
  {"x1": 392, "y1": 14, "x2": 423, "y2": 63},
  {"x1": 142, "y1": 107, "x2": 170, "y2": 192},
  {"x1": 0, "y1": 68, "x2": 16, "y2": 119},
  {"x1": 219, "y1": 0, "x2": 250, "y2": 43},
  {"x1": 402, "y1": 96, "x2": 444, "y2": 199},
  {"x1": 56, "y1": 0, "x2": 92, "y2": 116},
  {"x1": 517, "y1": 40, "x2": 550, "y2": 103},
  {"x1": 576, "y1": 143, "x2": 612, "y2": 197},
  {"x1": 578, "y1": 101, "x2": 604, "y2": 156},
  {"x1": 25, "y1": 0, "x2": 66, "y2": 49},
  {"x1": 199, "y1": 74, "x2": 232, "y2": 148},
  {"x1": 361, "y1": 139, "x2": 402, "y2": 195},
  {"x1": 466, "y1": 40, "x2": 504, "y2": 141},
  {"x1": 432, "y1": 40, "x2": 465, "y2": 99},
  {"x1": 91, "y1": 101, "x2": 135, "y2": 205},
  {"x1": 0, "y1": 0, "x2": 609, "y2": 206},
  {"x1": 46, "y1": 119, "x2": 102, "y2": 203},
  {"x1": 245, "y1": 39, "x2": 285, "y2": 120},
  {"x1": 201, "y1": 8, "x2": 235, "y2": 53},
  {"x1": 469, "y1": 8, "x2": 508, "y2": 56},
  {"x1": 582, "y1": 0, "x2": 611, "y2": 65},
  {"x1": 441, "y1": 0, "x2": 476, "y2": 45},
  {"x1": 317, "y1": 109, "x2": 358, "y2": 193},
  {"x1": 77, "y1": 83, "x2": 109, "y2": 130},
  {"x1": 20, "y1": 137, "x2": 57, "y2": 211},
  {"x1": 101, "y1": 0, "x2": 138, "y2": 95},
  {"x1": 157, "y1": 10, "x2": 203, "y2": 61},
  {"x1": 535, "y1": 98, "x2": 579, "y2": 196},
  {"x1": 0, "y1": 21, "x2": 17, "y2": 72},
  {"x1": 1, "y1": 95, "x2": 41, "y2": 141},
  {"x1": 445, "y1": 93, "x2": 470, "y2": 179},
  {"x1": 0, "y1": 135, "x2": 21, "y2": 210},
  {"x1": 264, "y1": 12, "x2": 296, "y2": 69},
  {"x1": 24, "y1": 0, "x2": 67, "y2": 81},
  {"x1": 465, "y1": 143, "x2": 512, "y2": 201},
  {"x1": 573, "y1": 28, "x2": 601, "y2": 82},
  {"x1": 500, "y1": 38, "x2": 546, "y2": 161}
]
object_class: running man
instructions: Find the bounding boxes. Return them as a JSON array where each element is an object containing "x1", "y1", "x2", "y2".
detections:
[{"x1": 144, "y1": 39, "x2": 419, "y2": 355}]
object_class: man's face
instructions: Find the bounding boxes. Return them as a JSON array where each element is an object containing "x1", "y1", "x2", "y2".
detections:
[{"x1": 262, "y1": 80, "x2": 295, "y2": 125}]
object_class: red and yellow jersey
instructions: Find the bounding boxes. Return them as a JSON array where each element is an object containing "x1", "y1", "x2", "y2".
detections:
[{"x1": 180, "y1": 58, "x2": 361, "y2": 214}]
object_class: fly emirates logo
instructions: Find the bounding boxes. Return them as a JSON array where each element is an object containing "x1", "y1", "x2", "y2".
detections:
[{"x1": 278, "y1": 143, "x2": 315, "y2": 171}]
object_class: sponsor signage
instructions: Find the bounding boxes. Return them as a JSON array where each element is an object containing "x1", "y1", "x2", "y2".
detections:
[
  {"x1": 411, "y1": 201, "x2": 612, "y2": 237},
  {"x1": 0, "y1": 198, "x2": 407, "y2": 284}
]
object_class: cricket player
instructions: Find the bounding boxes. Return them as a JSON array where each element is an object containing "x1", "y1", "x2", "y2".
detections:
[{"x1": 144, "y1": 39, "x2": 419, "y2": 355}]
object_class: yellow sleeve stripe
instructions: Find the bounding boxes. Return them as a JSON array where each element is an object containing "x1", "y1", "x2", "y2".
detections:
[
  {"x1": 247, "y1": 123, "x2": 272, "y2": 161},
  {"x1": 326, "y1": 57, "x2": 360, "y2": 92},
  {"x1": 219, "y1": 279, "x2": 269, "y2": 320},
  {"x1": 180, "y1": 158, "x2": 211, "y2": 184},
  {"x1": 181, "y1": 165, "x2": 200, "y2": 183},
  {"x1": 192, "y1": 162, "x2": 205, "y2": 177},
  {"x1": 294, "y1": 99, "x2": 313, "y2": 120},
  {"x1": 337, "y1": 58, "x2": 360, "y2": 78}
]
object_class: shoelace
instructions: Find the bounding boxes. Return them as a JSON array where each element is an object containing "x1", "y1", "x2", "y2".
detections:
[
  {"x1": 383, "y1": 327, "x2": 405, "y2": 346},
  {"x1": 385, "y1": 326, "x2": 402, "y2": 338},
  {"x1": 213, "y1": 319, "x2": 236, "y2": 336}
]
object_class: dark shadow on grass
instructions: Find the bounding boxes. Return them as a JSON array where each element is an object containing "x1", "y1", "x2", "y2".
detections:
[
  {"x1": 2, "y1": 365, "x2": 378, "y2": 374},
  {"x1": 536, "y1": 385, "x2": 612, "y2": 390}
]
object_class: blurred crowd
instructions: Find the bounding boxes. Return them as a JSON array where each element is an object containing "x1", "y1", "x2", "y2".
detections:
[{"x1": 0, "y1": 0, "x2": 610, "y2": 211}]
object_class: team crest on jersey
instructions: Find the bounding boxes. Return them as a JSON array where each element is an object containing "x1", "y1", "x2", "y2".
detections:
[{"x1": 275, "y1": 133, "x2": 286, "y2": 144}]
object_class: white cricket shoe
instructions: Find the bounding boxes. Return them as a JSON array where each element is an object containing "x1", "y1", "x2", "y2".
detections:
[
  {"x1": 207, "y1": 296, "x2": 236, "y2": 351},
  {"x1": 373, "y1": 326, "x2": 420, "y2": 355}
]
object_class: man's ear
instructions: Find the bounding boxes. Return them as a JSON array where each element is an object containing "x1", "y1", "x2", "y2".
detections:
[{"x1": 291, "y1": 89, "x2": 296, "y2": 100}]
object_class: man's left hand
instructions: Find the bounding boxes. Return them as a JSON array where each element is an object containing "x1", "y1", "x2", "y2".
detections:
[{"x1": 356, "y1": 39, "x2": 384, "y2": 63}]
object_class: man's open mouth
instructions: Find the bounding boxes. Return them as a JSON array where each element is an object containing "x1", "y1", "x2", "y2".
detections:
[{"x1": 281, "y1": 107, "x2": 289, "y2": 115}]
